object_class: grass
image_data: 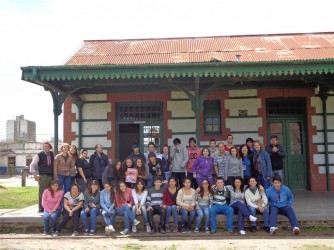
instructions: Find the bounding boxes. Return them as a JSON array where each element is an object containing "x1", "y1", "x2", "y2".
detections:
[{"x1": 0, "y1": 186, "x2": 38, "y2": 209}]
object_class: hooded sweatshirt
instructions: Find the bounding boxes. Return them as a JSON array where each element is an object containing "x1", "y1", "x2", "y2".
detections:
[
  {"x1": 265, "y1": 184, "x2": 294, "y2": 208},
  {"x1": 192, "y1": 156, "x2": 214, "y2": 178},
  {"x1": 170, "y1": 145, "x2": 189, "y2": 173}
]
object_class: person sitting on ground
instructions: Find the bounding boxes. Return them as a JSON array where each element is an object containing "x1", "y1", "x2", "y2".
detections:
[
  {"x1": 80, "y1": 180, "x2": 101, "y2": 236},
  {"x1": 265, "y1": 175, "x2": 300, "y2": 236},
  {"x1": 100, "y1": 181, "x2": 116, "y2": 236},
  {"x1": 146, "y1": 176, "x2": 166, "y2": 234},
  {"x1": 54, "y1": 183, "x2": 84, "y2": 237},
  {"x1": 163, "y1": 176, "x2": 179, "y2": 233},
  {"x1": 131, "y1": 179, "x2": 150, "y2": 233},
  {"x1": 244, "y1": 177, "x2": 270, "y2": 233},
  {"x1": 209, "y1": 177, "x2": 234, "y2": 234},
  {"x1": 42, "y1": 179, "x2": 63, "y2": 236},
  {"x1": 177, "y1": 177, "x2": 196, "y2": 233},
  {"x1": 115, "y1": 181, "x2": 140, "y2": 235}
]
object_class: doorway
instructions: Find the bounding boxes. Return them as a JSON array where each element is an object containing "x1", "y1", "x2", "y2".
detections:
[{"x1": 119, "y1": 124, "x2": 140, "y2": 161}]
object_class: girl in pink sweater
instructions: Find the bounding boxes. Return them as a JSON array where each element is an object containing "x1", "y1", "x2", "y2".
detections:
[
  {"x1": 115, "y1": 181, "x2": 140, "y2": 234},
  {"x1": 42, "y1": 180, "x2": 64, "y2": 235}
]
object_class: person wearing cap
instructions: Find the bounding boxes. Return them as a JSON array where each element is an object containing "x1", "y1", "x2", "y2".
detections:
[
  {"x1": 170, "y1": 138, "x2": 189, "y2": 188},
  {"x1": 127, "y1": 144, "x2": 146, "y2": 165},
  {"x1": 89, "y1": 144, "x2": 109, "y2": 190},
  {"x1": 80, "y1": 180, "x2": 101, "y2": 236},
  {"x1": 146, "y1": 176, "x2": 166, "y2": 234},
  {"x1": 30, "y1": 142, "x2": 55, "y2": 213}
]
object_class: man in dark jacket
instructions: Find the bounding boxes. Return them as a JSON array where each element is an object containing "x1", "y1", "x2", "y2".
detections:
[
  {"x1": 30, "y1": 142, "x2": 54, "y2": 213},
  {"x1": 89, "y1": 144, "x2": 109, "y2": 189},
  {"x1": 265, "y1": 135, "x2": 285, "y2": 181}
]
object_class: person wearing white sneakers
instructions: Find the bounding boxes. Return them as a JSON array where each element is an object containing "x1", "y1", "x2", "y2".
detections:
[
  {"x1": 265, "y1": 175, "x2": 300, "y2": 236},
  {"x1": 226, "y1": 177, "x2": 257, "y2": 235},
  {"x1": 100, "y1": 181, "x2": 116, "y2": 236}
]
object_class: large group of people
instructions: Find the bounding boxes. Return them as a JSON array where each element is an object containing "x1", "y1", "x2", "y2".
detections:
[{"x1": 30, "y1": 135, "x2": 300, "y2": 237}]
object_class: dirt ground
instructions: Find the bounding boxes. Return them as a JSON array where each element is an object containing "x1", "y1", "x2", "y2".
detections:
[{"x1": 1, "y1": 231, "x2": 333, "y2": 250}]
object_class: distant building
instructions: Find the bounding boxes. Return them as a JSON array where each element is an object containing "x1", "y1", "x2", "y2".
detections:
[{"x1": 6, "y1": 115, "x2": 36, "y2": 142}]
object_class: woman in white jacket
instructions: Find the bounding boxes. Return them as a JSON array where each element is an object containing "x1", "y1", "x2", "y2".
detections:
[{"x1": 244, "y1": 177, "x2": 270, "y2": 233}]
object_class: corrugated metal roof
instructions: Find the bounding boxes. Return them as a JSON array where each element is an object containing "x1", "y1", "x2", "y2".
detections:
[{"x1": 65, "y1": 33, "x2": 334, "y2": 65}]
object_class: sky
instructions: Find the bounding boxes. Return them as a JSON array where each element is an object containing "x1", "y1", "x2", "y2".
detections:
[{"x1": 0, "y1": 0, "x2": 333, "y2": 142}]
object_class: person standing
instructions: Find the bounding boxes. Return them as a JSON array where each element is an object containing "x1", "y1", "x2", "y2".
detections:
[
  {"x1": 127, "y1": 144, "x2": 146, "y2": 165},
  {"x1": 225, "y1": 147, "x2": 244, "y2": 185},
  {"x1": 90, "y1": 144, "x2": 109, "y2": 190},
  {"x1": 30, "y1": 142, "x2": 55, "y2": 213},
  {"x1": 192, "y1": 148, "x2": 214, "y2": 186},
  {"x1": 186, "y1": 137, "x2": 201, "y2": 189},
  {"x1": 253, "y1": 140, "x2": 272, "y2": 189},
  {"x1": 75, "y1": 149, "x2": 92, "y2": 193},
  {"x1": 213, "y1": 142, "x2": 230, "y2": 182},
  {"x1": 266, "y1": 175, "x2": 300, "y2": 236},
  {"x1": 161, "y1": 145, "x2": 172, "y2": 185},
  {"x1": 239, "y1": 144, "x2": 254, "y2": 185},
  {"x1": 54, "y1": 143, "x2": 76, "y2": 193},
  {"x1": 265, "y1": 135, "x2": 285, "y2": 180},
  {"x1": 224, "y1": 134, "x2": 235, "y2": 152},
  {"x1": 170, "y1": 138, "x2": 189, "y2": 188}
]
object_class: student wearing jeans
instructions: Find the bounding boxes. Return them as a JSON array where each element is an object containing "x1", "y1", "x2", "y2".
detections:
[
  {"x1": 100, "y1": 181, "x2": 116, "y2": 236},
  {"x1": 132, "y1": 179, "x2": 150, "y2": 233},
  {"x1": 162, "y1": 176, "x2": 179, "y2": 233}
]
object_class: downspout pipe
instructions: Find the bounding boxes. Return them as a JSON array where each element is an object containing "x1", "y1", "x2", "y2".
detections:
[
  {"x1": 320, "y1": 93, "x2": 330, "y2": 191},
  {"x1": 75, "y1": 99, "x2": 83, "y2": 150}
]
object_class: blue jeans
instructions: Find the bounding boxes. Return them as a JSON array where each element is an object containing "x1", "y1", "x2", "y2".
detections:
[
  {"x1": 195, "y1": 205, "x2": 209, "y2": 229},
  {"x1": 209, "y1": 204, "x2": 234, "y2": 231},
  {"x1": 76, "y1": 177, "x2": 92, "y2": 193},
  {"x1": 102, "y1": 209, "x2": 115, "y2": 226},
  {"x1": 58, "y1": 175, "x2": 74, "y2": 193},
  {"x1": 43, "y1": 210, "x2": 61, "y2": 232},
  {"x1": 247, "y1": 206, "x2": 269, "y2": 227},
  {"x1": 146, "y1": 178, "x2": 153, "y2": 189},
  {"x1": 230, "y1": 201, "x2": 251, "y2": 230},
  {"x1": 132, "y1": 205, "x2": 149, "y2": 224},
  {"x1": 179, "y1": 208, "x2": 196, "y2": 226},
  {"x1": 116, "y1": 205, "x2": 136, "y2": 229},
  {"x1": 80, "y1": 208, "x2": 100, "y2": 231},
  {"x1": 165, "y1": 205, "x2": 178, "y2": 225},
  {"x1": 257, "y1": 174, "x2": 270, "y2": 189},
  {"x1": 269, "y1": 205, "x2": 299, "y2": 228}
]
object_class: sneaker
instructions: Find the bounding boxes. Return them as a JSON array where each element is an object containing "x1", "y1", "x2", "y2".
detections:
[
  {"x1": 249, "y1": 215, "x2": 257, "y2": 222},
  {"x1": 205, "y1": 227, "x2": 210, "y2": 234},
  {"x1": 165, "y1": 224, "x2": 170, "y2": 233},
  {"x1": 210, "y1": 230, "x2": 217, "y2": 234},
  {"x1": 132, "y1": 225, "x2": 137, "y2": 233},
  {"x1": 108, "y1": 225, "x2": 115, "y2": 232},
  {"x1": 194, "y1": 228, "x2": 199, "y2": 233},
  {"x1": 159, "y1": 227, "x2": 166, "y2": 234},
  {"x1": 83, "y1": 229, "x2": 89, "y2": 236},
  {"x1": 53, "y1": 231, "x2": 59, "y2": 237},
  {"x1": 227, "y1": 229, "x2": 234, "y2": 234},
  {"x1": 120, "y1": 228, "x2": 129, "y2": 235},
  {"x1": 172, "y1": 224, "x2": 178, "y2": 233},
  {"x1": 89, "y1": 230, "x2": 95, "y2": 236},
  {"x1": 185, "y1": 224, "x2": 191, "y2": 233},
  {"x1": 250, "y1": 226, "x2": 257, "y2": 233},
  {"x1": 133, "y1": 219, "x2": 140, "y2": 226},
  {"x1": 150, "y1": 227, "x2": 156, "y2": 234},
  {"x1": 264, "y1": 227, "x2": 270, "y2": 233},
  {"x1": 270, "y1": 227, "x2": 278, "y2": 235},
  {"x1": 146, "y1": 224, "x2": 151, "y2": 233},
  {"x1": 239, "y1": 230, "x2": 246, "y2": 235},
  {"x1": 293, "y1": 227, "x2": 300, "y2": 235},
  {"x1": 42, "y1": 231, "x2": 48, "y2": 236},
  {"x1": 181, "y1": 225, "x2": 187, "y2": 233},
  {"x1": 71, "y1": 231, "x2": 78, "y2": 237},
  {"x1": 105, "y1": 226, "x2": 112, "y2": 236}
]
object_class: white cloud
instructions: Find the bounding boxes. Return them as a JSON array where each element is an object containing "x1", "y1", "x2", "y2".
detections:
[{"x1": 0, "y1": 0, "x2": 333, "y2": 141}]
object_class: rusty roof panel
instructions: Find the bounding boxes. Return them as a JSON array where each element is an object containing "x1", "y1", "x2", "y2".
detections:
[{"x1": 65, "y1": 33, "x2": 334, "y2": 65}]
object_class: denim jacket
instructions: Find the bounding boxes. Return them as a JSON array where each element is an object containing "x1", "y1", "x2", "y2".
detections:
[{"x1": 253, "y1": 149, "x2": 273, "y2": 181}]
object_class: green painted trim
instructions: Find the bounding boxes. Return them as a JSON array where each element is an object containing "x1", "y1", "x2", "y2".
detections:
[
  {"x1": 76, "y1": 134, "x2": 107, "y2": 138},
  {"x1": 317, "y1": 152, "x2": 334, "y2": 154},
  {"x1": 230, "y1": 131, "x2": 259, "y2": 134},
  {"x1": 317, "y1": 164, "x2": 334, "y2": 166},
  {"x1": 315, "y1": 113, "x2": 334, "y2": 116},
  {"x1": 170, "y1": 117, "x2": 195, "y2": 120},
  {"x1": 82, "y1": 100, "x2": 107, "y2": 104},
  {"x1": 316, "y1": 129, "x2": 334, "y2": 132},
  {"x1": 75, "y1": 119, "x2": 108, "y2": 122},
  {"x1": 170, "y1": 98, "x2": 191, "y2": 101},
  {"x1": 313, "y1": 142, "x2": 334, "y2": 145},
  {"x1": 229, "y1": 115, "x2": 259, "y2": 118},
  {"x1": 81, "y1": 147, "x2": 112, "y2": 150},
  {"x1": 227, "y1": 96, "x2": 258, "y2": 99}
]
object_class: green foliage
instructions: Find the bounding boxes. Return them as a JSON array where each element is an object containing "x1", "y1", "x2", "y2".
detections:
[{"x1": 0, "y1": 186, "x2": 38, "y2": 209}]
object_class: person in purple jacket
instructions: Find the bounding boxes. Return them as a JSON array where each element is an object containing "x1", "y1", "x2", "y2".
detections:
[{"x1": 192, "y1": 148, "x2": 214, "y2": 186}]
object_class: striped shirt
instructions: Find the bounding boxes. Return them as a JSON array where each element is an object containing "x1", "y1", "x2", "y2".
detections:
[
  {"x1": 146, "y1": 187, "x2": 164, "y2": 207},
  {"x1": 212, "y1": 187, "x2": 230, "y2": 205}
]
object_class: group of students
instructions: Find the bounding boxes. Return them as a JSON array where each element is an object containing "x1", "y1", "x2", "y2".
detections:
[{"x1": 33, "y1": 135, "x2": 300, "y2": 237}]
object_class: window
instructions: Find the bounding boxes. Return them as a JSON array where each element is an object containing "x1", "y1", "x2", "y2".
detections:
[
  {"x1": 266, "y1": 99, "x2": 305, "y2": 117},
  {"x1": 118, "y1": 103, "x2": 162, "y2": 121},
  {"x1": 204, "y1": 100, "x2": 221, "y2": 135}
]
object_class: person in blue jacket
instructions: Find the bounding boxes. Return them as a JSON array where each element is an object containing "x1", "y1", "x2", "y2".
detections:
[
  {"x1": 265, "y1": 175, "x2": 300, "y2": 236},
  {"x1": 90, "y1": 144, "x2": 109, "y2": 190},
  {"x1": 253, "y1": 140, "x2": 272, "y2": 189}
]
